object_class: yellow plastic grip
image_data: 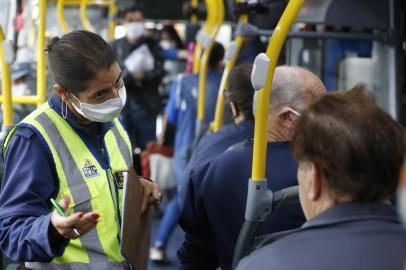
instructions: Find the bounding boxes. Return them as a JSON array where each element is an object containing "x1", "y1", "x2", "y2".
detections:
[
  {"x1": 37, "y1": 0, "x2": 47, "y2": 107},
  {"x1": 57, "y1": 0, "x2": 69, "y2": 33}
]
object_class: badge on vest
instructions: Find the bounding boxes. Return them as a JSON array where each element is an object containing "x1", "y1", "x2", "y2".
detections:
[
  {"x1": 82, "y1": 159, "x2": 100, "y2": 179},
  {"x1": 114, "y1": 171, "x2": 128, "y2": 189}
]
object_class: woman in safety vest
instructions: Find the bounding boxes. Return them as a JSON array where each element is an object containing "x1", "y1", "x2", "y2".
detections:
[{"x1": 0, "y1": 30, "x2": 160, "y2": 269}]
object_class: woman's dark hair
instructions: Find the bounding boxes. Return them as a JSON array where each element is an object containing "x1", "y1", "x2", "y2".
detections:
[
  {"x1": 227, "y1": 64, "x2": 254, "y2": 120},
  {"x1": 209, "y1": 42, "x2": 225, "y2": 68},
  {"x1": 46, "y1": 30, "x2": 117, "y2": 94},
  {"x1": 161, "y1": 24, "x2": 185, "y2": 49},
  {"x1": 292, "y1": 84, "x2": 406, "y2": 202}
]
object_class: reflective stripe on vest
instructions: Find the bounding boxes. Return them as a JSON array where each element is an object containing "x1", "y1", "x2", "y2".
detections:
[{"x1": 5, "y1": 103, "x2": 133, "y2": 269}]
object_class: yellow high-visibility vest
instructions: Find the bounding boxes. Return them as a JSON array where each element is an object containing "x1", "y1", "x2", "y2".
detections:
[{"x1": 4, "y1": 103, "x2": 132, "y2": 270}]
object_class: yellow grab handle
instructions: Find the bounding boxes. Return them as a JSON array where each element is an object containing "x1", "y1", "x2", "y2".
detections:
[
  {"x1": 0, "y1": 27, "x2": 13, "y2": 125},
  {"x1": 80, "y1": 0, "x2": 92, "y2": 31},
  {"x1": 251, "y1": 0, "x2": 304, "y2": 180},
  {"x1": 37, "y1": 0, "x2": 47, "y2": 107},
  {"x1": 197, "y1": 0, "x2": 224, "y2": 122},
  {"x1": 108, "y1": 0, "x2": 117, "y2": 41},
  {"x1": 57, "y1": 0, "x2": 69, "y2": 33}
]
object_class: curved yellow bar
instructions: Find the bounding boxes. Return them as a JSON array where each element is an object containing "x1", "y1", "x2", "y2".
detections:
[
  {"x1": 251, "y1": 0, "x2": 304, "y2": 180},
  {"x1": 0, "y1": 27, "x2": 13, "y2": 125},
  {"x1": 57, "y1": 0, "x2": 69, "y2": 33},
  {"x1": 80, "y1": 0, "x2": 92, "y2": 31},
  {"x1": 108, "y1": 0, "x2": 117, "y2": 41},
  {"x1": 197, "y1": 0, "x2": 224, "y2": 122},
  {"x1": 212, "y1": 0, "x2": 248, "y2": 132},
  {"x1": 37, "y1": 0, "x2": 47, "y2": 106},
  {"x1": 251, "y1": 0, "x2": 304, "y2": 181}
]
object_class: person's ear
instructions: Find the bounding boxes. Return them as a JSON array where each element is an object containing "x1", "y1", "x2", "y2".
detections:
[
  {"x1": 230, "y1": 102, "x2": 238, "y2": 118},
  {"x1": 307, "y1": 162, "x2": 322, "y2": 201},
  {"x1": 54, "y1": 84, "x2": 70, "y2": 102},
  {"x1": 278, "y1": 107, "x2": 298, "y2": 128}
]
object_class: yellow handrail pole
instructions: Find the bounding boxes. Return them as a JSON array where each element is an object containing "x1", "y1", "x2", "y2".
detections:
[
  {"x1": 0, "y1": 27, "x2": 13, "y2": 126},
  {"x1": 212, "y1": 0, "x2": 248, "y2": 132},
  {"x1": 37, "y1": 0, "x2": 47, "y2": 106},
  {"x1": 107, "y1": 0, "x2": 117, "y2": 41},
  {"x1": 190, "y1": 0, "x2": 198, "y2": 24},
  {"x1": 0, "y1": 96, "x2": 41, "y2": 104},
  {"x1": 57, "y1": 0, "x2": 69, "y2": 33},
  {"x1": 251, "y1": 0, "x2": 304, "y2": 181},
  {"x1": 80, "y1": 0, "x2": 92, "y2": 31},
  {"x1": 196, "y1": 0, "x2": 223, "y2": 123}
]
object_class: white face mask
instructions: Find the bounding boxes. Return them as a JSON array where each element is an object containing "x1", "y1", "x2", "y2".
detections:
[
  {"x1": 71, "y1": 86, "x2": 127, "y2": 122},
  {"x1": 160, "y1": 40, "x2": 175, "y2": 50},
  {"x1": 125, "y1": 22, "x2": 144, "y2": 39},
  {"x1": 12, "y1": 83, "x2": 29, "y2": 96}
]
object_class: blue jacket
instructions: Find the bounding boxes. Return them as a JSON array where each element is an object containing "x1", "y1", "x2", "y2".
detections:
[
  {"x1": 0, "y1": 94, "x2": 117, "y2": 262},
  {"x1": 178, "y1": 140, "x2": 305, "y2": 270},
  {"x1": 166, "y1": 70, "x2": 221, "y2": 185},
  {"x1": 179, "y1": 120, "x2": 254, "y2": 209},
  {"x1": 237, "y1": 202, "x2": 406, "y2": 270}
]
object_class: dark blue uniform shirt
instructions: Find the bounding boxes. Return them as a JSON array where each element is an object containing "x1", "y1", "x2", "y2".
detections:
[
  {"x1": 179, "y1": 120, "x2": 254, "y2": 207},
  {"x1": 0, "y1": 94, "x2": 116, "y2": 262},
  {"x1": 178, "y1": 140, "x2": 305, "y2": 270},
  {"x1": 237, "y1": 202, "x2": 406, "y2": 270}
]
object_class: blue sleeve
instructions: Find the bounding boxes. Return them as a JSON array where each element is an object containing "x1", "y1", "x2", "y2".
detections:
[
  {"x1": 178, "y1": 162, "x2": 219, "y2": 269},
  {"x1": 160, "y1": 48, "x2": 179, "y2": 60},
  {"x1": 165, "y1": 80, "x2": 180, "y2": 124},
  {"x1": 0, "y1": 128, "x2": 69, "y2": 262}
]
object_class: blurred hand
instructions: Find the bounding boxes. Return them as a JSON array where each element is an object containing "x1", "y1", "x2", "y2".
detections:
[
  {"x1": 177, "y1": 49, "x2": 189, "y2": 60},
  {"x1": 51, "y1": 195, "x2": 100, "y2": 239},
  {"x1": 139, "y1": 177, "x2": 161, "y2": 214}
]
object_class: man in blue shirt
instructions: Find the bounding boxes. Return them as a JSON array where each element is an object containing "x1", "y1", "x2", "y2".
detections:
[
  {"x1": 177, "y1": 66, "x2": 327, "y2": 270},
  {"x1": 150, "y1": 42, "x2": 225, "y2": 261},
  {"x1": 236, "y1": 85, "x2": 406, "y2": 270}
]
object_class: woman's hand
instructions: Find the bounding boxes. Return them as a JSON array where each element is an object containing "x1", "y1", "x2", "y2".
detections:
[
  {"x1": 51, "y1": 195, "x2": 100, "y2": 239},
  {"x1": 139, "y1": 177, "x2": 161, "y2": 214}
]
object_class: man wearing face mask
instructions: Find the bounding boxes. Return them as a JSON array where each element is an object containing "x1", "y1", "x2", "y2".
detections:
[
  {"x1": 110, "y1": 6, "x2": 165, "y2": 159},
  {"x1": 177, "y1": 66, "x2": 326, "y2": 270},
  {"x1": 0, "y1": 63, "x2": 35, "y2": 123}
]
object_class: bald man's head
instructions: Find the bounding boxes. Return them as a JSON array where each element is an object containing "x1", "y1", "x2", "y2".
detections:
[
  {"x1": 269, "y1": 66, "x2": 326, "y2": 115},
  {"x1": 253, "y1": 66, "x2": 326, "y2": 141}
]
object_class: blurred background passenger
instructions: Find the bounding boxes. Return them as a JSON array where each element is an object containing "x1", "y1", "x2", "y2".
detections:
[
  {"x1": 150, "y1": 42, "x2": 225, "y2": 262},
  {"x1": 110, "y1": 5, "x2": 165, "y2": 172},
  {"x1": 237, "y1": 85, "x2": 406, "y2": 270}
]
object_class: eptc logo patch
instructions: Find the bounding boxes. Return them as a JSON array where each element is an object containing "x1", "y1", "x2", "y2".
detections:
[{"x1": 82, "y1": 159, "x2": 100, "y2": 178}]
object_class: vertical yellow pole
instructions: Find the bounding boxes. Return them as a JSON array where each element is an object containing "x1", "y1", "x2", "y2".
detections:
[
  {"x1": 212, "y1": 1, "x2": 248, "y2": 132},
  {"x1": 108, "y1": 0, "x2": 117, "y2": 41},
  {"x1": 57, "y1": 0, "x2": 69, "y2": 33},
  {"x1": 37, "y1": 0, "x2": 47, "y2": 106},
  {"x1": 80, "y1": 0, "x2": 92, "y2": 31},
  {"x1": 0, "y1": 27, "x2": 13, "y2": 125},
  {"x1": 197, "y1": 0, "x2": 223, "y2": 122},
  {"x1": 251, "y1": 0, "x2": 304, "y2": 180}
]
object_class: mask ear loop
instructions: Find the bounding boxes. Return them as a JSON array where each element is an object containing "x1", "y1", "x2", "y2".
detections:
[{"x1": 61, "y1": 99, "x2": 68, "y2": 119}]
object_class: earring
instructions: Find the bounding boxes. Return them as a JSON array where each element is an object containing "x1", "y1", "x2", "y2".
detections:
[{"x1": 61, "y1": 100, "x2": 68, "y2": 119}]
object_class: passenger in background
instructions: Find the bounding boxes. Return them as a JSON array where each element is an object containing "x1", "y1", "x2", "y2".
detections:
[
  {"x1": 110, "y1": 5, "x2": 165, "y2": 157},
  {"x1": 178, "y1": 66, "x2": 326, "y2": 270},
  {"x1": 237, "y1": 85, "x2": 406, "y2": 270},
  {"x1": 150, "y1": 42, "x2": 225, "y2": 262}
]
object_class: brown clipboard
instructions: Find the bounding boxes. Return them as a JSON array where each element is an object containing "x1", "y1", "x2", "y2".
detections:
[{"x1": 121, "y1": 167, "x2": 153, "y2": 270}]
